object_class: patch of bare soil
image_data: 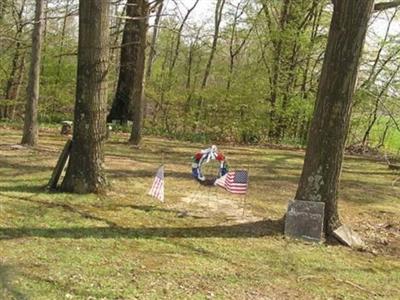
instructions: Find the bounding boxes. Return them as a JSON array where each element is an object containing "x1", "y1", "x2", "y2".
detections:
[
  {"x1": 350, "y1": 210, "x2": 400, "y2": 257},
  {"x1": 345, "y1": 143, "x2": 380, "y2": 156},
  {"x1": 179, "y1": 191, "x2": 262, "y2": 224}
]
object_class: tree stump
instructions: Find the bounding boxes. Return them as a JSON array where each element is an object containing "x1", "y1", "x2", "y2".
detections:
[{"x1": 61, "y1": 121, "x2": 73, "y2": 135}]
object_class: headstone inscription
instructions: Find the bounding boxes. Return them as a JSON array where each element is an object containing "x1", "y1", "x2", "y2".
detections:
[{"x1": 284, "y1": 200, "x2": 325, "y2": 242}]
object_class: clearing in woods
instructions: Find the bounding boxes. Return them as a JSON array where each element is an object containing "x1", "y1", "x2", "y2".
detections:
[{"x1": 0, "y1": 126, "x2": 399, "y2": 299}]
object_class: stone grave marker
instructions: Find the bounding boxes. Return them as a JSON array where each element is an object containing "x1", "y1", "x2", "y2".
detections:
[
  {"x1": 333, "y1": 224, "x2": 365, "y2": 249},
  {"x1": 284, "y1": 200, "x2": 325, "y2": 242}
]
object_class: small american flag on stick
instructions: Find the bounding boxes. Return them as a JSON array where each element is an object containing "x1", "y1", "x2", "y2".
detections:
[
  {"x1": 148, "y1": 165, "x2": 164, "y2": 202},
  {"x1": 215, "y1": 170, "x2": 248, "y2": 194}
]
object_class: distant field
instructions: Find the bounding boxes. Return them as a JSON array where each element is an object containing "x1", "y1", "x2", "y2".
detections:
[{"x1": 0, "y1": 127, "x2": 399, "y2": 299}]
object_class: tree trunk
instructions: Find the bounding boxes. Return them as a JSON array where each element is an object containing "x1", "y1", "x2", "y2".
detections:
[
  {"x1": 61, "y1": 0, "x2": 110, "y2": 194},
  {"x1": 107, "y1": 0, "x2": 148, "y2": 129},
  {"x1": 1, "y1": 0, "x2": 26, "y2": 120},
  {"x1": 128, "y1": 0, "x2": 149, "y2": 145},
  {"x1": 201, "y1": 0, "x2": 226, "y2": 89},
  {"x1": 145, "y1": 1, "x2": 163, "y2": 81},
  {"x1": 361, "y1": 63, "x2": 400, "y2": 148},
  {"x1": 294, "y1": 0, "x2": 374, "y2": 235},
  {"x1": 55, "y1": 0, "x2": 71, "y2": 83},
  {"x1": 21, "y1": 0, "x2": 44, "y2": 146},
  {"x1": 170, "y1": 0, "x2": 200, "y2": 74},
  {"x1": 3, "y1": 46, "x2": 26, "y2": 120},
  {"x1": 264, "y1": 0, "x2": 290, "y2": 141}
]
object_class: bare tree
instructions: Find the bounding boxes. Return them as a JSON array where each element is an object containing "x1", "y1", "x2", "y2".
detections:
[
  {"x1": 1, "y1": 0, "x2": 27, "y2": 120},
  {"x1": 145, "y1": 0, "x2": 164, "y2": 80},
  {"x1": 201, "y1": 0, "x2": 226, "y2": 89}
]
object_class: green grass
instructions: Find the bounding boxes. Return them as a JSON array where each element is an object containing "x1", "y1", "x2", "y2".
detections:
[
  {"x1": 0, "y1": 127, "x2": 399, "y2": 299},
  {"x1": 370, "y1": 119, "x2": 400, "y2": 153}
]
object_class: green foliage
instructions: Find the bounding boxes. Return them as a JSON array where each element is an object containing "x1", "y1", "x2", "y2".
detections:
[{"x1": 0, "y1": 0, "x2": 399, "y2": 150}]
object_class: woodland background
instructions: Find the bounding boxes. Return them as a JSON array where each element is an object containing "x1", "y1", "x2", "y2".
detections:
[{"x1": 0, "y1": 0, "x2": 399, "y2": 149}]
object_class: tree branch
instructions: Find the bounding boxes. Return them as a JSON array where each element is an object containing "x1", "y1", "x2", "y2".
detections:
[{"x1": 374, "y1": 1, "x2": 400, "y2": 11}]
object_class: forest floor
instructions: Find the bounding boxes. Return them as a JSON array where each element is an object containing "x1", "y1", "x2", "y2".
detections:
[{"x1": 0, "y1": 126, "x2": 399, "y2": 300}]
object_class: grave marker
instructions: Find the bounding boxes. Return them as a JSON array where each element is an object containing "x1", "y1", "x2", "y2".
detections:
[
  {"x1": 284, "y1": 200, "x2": 325, "y2": 242},
  {"x1": 333, "y1": 225, "x2": 365, "y2": 249}
]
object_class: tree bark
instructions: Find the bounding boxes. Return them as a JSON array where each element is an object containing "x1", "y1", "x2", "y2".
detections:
[
  {"x1": 21, "y1": 0, "x2": 44, "y2": 146},
  {"x1": 145, "y1": 1, "x2": 163, "y2": 81},
  {"x1": 61, "y1": 0, "x2": 110, "y2": 194},
  {"x1": 107, "y1": 0, "x2": 149, "y2": 140},
  {"x1": 294, "y1": 0, "x2": 374, "y2": 235},
  {"x1": 128, "y1": 0, "x2": 149, "y2": 145}
]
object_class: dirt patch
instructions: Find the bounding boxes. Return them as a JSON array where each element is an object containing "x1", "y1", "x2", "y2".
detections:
[
  {"x1": 358, "y1": 220, "x2": 400, "y2": 257},
  {"x1": 179, "y1": 191, "x2": 262, "y2": 224}
]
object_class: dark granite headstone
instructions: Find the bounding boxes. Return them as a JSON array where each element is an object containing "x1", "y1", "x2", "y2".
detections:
[{"x1": 284, "y1": 200, "x2": 325, "y2": 242}]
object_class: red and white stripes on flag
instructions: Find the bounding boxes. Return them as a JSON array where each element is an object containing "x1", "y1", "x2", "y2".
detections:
[
  {"x1": 148, "y1": 165, "x2": 164, "y2": 202},
  {"x1": 215, "y1": 170, "x2": 248, "y2": 194}
]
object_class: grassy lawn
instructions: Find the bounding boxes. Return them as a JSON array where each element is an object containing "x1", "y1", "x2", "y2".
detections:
[{"x1": 0, "y1": 126, "x2": 399, "y2": 299}]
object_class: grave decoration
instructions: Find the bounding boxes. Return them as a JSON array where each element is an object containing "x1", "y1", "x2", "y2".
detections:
[{"x1": 191, "y1": 145, "x2": 228, "y2": 185}]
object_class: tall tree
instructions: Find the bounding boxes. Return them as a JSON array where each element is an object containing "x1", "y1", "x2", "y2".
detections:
[
  {"x1": 129, "y1": 0, "x2": 149, "y2": 145},
  {"x1": 145, "y1": 0, "x2": 164, "y2": 81},
  {"x1": 294, "y1": 0, "x2": 375, "y2": 234},
  {"x1": 61, "y1": 0, "x2": 110, "y2": 193},
  {"x1": 201, "y1": 0, "x2": 226, "y2": 89},
  {"x1": 107, "y1": 0, "x2": 149, "y2": 137},
  {"x1": 21, "y1": 0, "x2": 44, "y2": 146}
]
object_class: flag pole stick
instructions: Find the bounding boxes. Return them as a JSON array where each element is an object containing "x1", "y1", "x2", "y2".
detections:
[
  {"x1": 242, "y1": 160, "x2": 250, "y2": 217},
  {"x1": 162, "y1": 150, "x2": 165, "y2": 202}
]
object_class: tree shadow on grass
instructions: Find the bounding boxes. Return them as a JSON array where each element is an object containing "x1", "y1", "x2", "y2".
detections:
[
  {"x1": 0, "y1": 156, "x2": 52, "y2": 174},
  {"x1": 0, "y1": 184, "x2": 47, "y2": 194},
  {"x1": 107, "y1": 168, "x2": 191, "y2": 179},
  {"x1": 0, "y1": 264, "x2": 28, "y2": 300},
  {"x1": 0, "y1": 192, "x2": 119, "y2": 228},
  {"x1": 116, "y1": 204, "x2": 184, "y2": 215},
  {"x1": 0, "y1": 219, "x2": 283, "y2": 240}
]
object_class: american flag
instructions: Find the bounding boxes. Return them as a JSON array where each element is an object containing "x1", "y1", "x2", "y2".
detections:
[
  {"x1": 148, "y1": 165, "x2": 164, "y2": 202},
  {"x1": 215, "y1": 170, "x2": 248, "y2": 194}
]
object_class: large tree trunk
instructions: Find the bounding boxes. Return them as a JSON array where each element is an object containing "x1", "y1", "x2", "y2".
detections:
[
  {"x1": 107, "y1": 0, "x2": 148, "y2": 130},
  {"x1": 294, "y1": 0, "x2": 374, "y2": 235},
  {"x1": 128, "y1": 0, "x2": 149, "y2": 145},
  {"x1": 21, "y1": 0, "x2": 44, "y2": 146},
  {"x1": 61, "y1": 0, "x2": 110, "y2": 194}
]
